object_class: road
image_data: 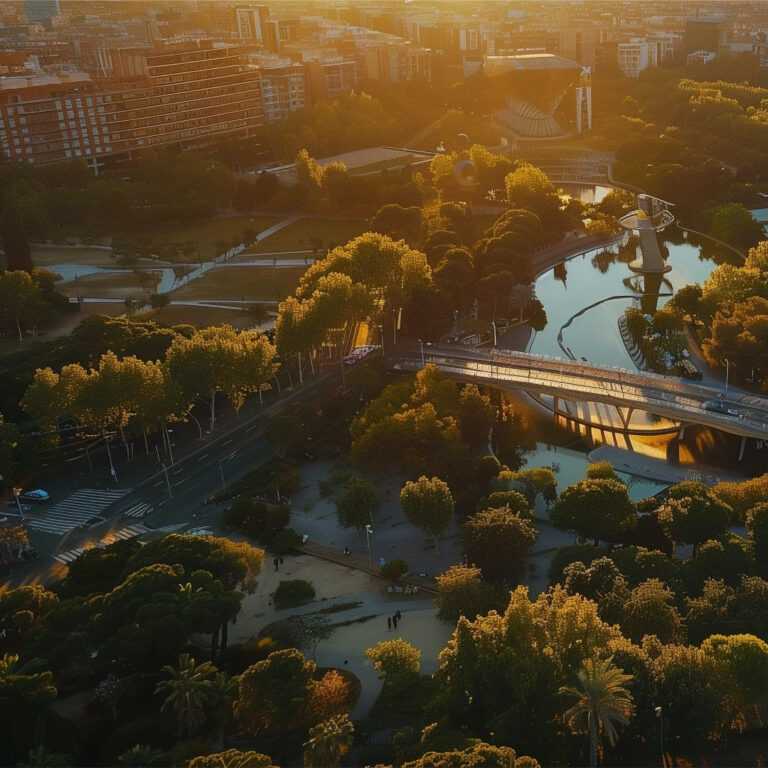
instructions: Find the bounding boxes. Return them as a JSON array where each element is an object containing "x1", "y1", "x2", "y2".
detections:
[{"x1": 3, "y1": 370, "x2": 338, "y2": 589}]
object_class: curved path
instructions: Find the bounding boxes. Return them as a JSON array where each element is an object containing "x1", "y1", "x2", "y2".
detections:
[{"x1": 391, "y1": 345, "x2": 768, "y2": 440}]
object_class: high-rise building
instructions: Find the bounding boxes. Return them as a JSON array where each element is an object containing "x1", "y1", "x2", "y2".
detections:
[
  {"x1": 235, "y1": 5, "x2": 268, "y2": 43},
  {"x1": 685, "y1": 15, "x2": 726, "y2": 55},
  {"x1": 0, "y1": 42, "x2": 264, "y2": 167},
  {"x1": 102, "y1": 42, "x2": 263, "y2": 158},
  {"x1": 617, "y1": 39, "x2": 658, "y2": 78},
  {"x1": 23, "y1": 0, "x2": 59, "y2": 26},
  {"x1": 0, "y1": 73, "x2": 109, "y2": 165}
]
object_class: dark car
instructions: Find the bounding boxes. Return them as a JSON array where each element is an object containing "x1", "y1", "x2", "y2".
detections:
[
  {"x1": 82, "y1": 516, "x2": 105, "y2": 529},
  {"x1": 19, "y1": 489, "x2": 50, "y2": 503}
]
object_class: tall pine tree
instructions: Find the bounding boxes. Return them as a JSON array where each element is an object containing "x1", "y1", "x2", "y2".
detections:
[{"x1": 1, "y1": 207, "x2": 33, "y2": 272}]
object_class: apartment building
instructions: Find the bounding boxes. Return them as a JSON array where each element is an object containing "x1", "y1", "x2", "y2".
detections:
[
  {"x1": 617, "y1": 38, "x2": 659, "y2": 78},
  {"x1": 0, "y1": 41, "x2": 263, "y2": 166},
  {"x1": 102, "y1": 42, "x2": 263, "y2": 157},
  {"x1": 259, "y1": 62, "x2": 306, "y2": 122},
  {"x1": 0, "y1": 72, "x2": 109, "y2": 164}
]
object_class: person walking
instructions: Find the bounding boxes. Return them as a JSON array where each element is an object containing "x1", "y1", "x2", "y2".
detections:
[
  {"x1": 273, "y1": 557, "x2": 279, "y2": 572},
  {"x1": 392, "y1": 615, "x2": 398, "y2": 630},
  {"x1": 387, "y1": 617, "x2": 392, "y2": 631},
  {"x1": 279, "y1": 556, "x2": 284, "y2": 566},
  {"x1": 395, "y1": 610, "x2": 402, "y2": 622}
]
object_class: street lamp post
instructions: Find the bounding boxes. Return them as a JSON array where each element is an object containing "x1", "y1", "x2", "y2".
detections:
[
  {"x1": 377, "y1": 324, "x2": 384, "y2": 356},
  {"x1": 161, "y1": 463, "x2": 173, "y2": 499},
  {"x1": 491, "y1": 321, "x2": 498, "y2": 348},
  {"x1": 724, "y1": 358, "x2": 730, "y2": 392},
  {"x1": 12, "y1": 487, "x2": 25, "y2": 523},
  {"x1": 104, "y1": 435, "x2": 117, "y2": 484},
  {"x1": 392, "y1": 307, "x2": 398, "y2": 346},
  {"x1": 218, "y1": 451, "x2": 238, "y2": 492},
  {"x1": 418, "y1": 339, "x2": 425, "y2": 367},
  {"x1": 655, "y1": 706, "x2": 664, "y2": 768},
  {"x1": 365, "y1": 524, "x2": 373, "y2": 569}
]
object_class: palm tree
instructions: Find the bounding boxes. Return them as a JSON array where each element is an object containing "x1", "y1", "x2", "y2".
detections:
[
  {"x1": 561, "y1": 656, "x2": 635, "y2": 768},
  {"x1": 208, "y1": 670, "x2": 239, "y2": 748},
  {"x1": 302, "y1": 714, "x2": 355, "y2": 768},
  {"x1": 118, "y1": 744, "x2": 165, "y2": 766},
  {"x1": 155, "y1": 653, "x2": 216, "y2": 740}
]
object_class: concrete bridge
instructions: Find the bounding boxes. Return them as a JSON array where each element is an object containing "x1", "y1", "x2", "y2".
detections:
[{"x1": 390, "y1": 345, "x2": 768, "y2": 451}]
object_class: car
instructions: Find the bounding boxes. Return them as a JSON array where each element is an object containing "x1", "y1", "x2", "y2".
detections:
[
  {"x1": 186, "y1": 527, "x2": 213, "y2": 536},
  {"x1": 343, "y1": 345, "x2": 379, "y2": 365},
  {"x1": 82, "y1": 516, "x2": 105, "y2": 528},
  {"x1": 19, "y1": 489, "x2": 50, "y2": 503},
  {"x1": 701, "y1": 401, "x2": 739, "y2": 416}
]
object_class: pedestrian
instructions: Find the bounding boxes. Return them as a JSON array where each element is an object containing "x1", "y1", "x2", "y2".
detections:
[
  {"x1": 279, "y1": 556, "x2": 284, "y2": 566},
  {"x1": 273, "y1": 557, "x2": 279, "y2": 572},
  {"x1": 395, "y1": 610, "x2": 402, "y2": 621},
  {"x1": 392, "y1": 615, "x2": 398, "y2": 630},
  {"x1": 387, "y1": 617, "x2": 392, "y2": 631}
]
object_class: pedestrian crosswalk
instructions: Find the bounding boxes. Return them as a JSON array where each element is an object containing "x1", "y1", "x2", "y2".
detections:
[
  {"x1": 26, "y1": 488, "x2": 131, "y2": 535},
  {"x1": 123, "y1": 502, "x2": 153, "y2": 519},
  {"x1": 54, "y1": 523, "x2": 149, "y2": 564}
]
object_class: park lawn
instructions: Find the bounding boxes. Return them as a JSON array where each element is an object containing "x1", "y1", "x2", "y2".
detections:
[
  {"x1": 58, "y1": 271, "x2": 146, "y2": 299},
  {"x1": 149, "y1": 303, "x2": 259, "y2": 330},
  {"x1": 170, "y1": 265, "x2": 305, "y2": 303},
  {"x1": 116, "y1": 215, "x2": 283, "y2": 261},
  {"x1": 244, "y1": 217, "x2": 367, "y2": 256},
  {"x1": 31, "y1": 246, "x2": 114, "y2": 269}
]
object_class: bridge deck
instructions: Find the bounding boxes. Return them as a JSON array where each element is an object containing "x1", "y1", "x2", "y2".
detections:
[{"x1": 391, "y1": 346, "x2": 768, "y2": 440}]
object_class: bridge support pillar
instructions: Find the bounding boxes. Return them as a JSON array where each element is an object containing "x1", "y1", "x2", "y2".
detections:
[
  {"x1": 679, "y1": 424, "x2": 686, "y2": 440},
  {"x1": 617, "y1": 406, "x2": 634, "y2": 431},
  {"x1": 553, "y1": 396, "x2": 559, "y2": 422},
  {"x1": 738, "y1": 436, "x2": 747, "y2": 462}
]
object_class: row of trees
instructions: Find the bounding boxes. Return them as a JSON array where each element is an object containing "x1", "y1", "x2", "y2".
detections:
[{"x1": 21, "y1": 324, "x2": 278, "y2": 445}]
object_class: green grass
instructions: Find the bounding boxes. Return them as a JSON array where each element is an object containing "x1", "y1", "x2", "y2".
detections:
[
  {"x1": 58, "y1": 271, "x2": 146, "y2": 299},
  {"x1": 240, "y1": 217, "x2": 367, "y2": 257},
  {"x1": 32, "y1": 246, "x2": 114, "y2": 269},
  {"x1": 148, "y1": 304, "x2": 257, "y2": 329},
  {"x1": 170, "y1": 265, "x2": 305, "y2": 302},
  {"x1": 117, "y1": 215, "x2": 283, "y2": 260}
]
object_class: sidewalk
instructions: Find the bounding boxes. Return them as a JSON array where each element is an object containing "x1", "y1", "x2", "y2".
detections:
[{"x1": 296, "y1": 541, "x2": 438, "y2": 594}]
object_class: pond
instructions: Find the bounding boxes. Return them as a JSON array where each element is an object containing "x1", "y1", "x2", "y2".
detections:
[
  {"x1": 522, "y1": 442, "x2": 668, "y2": 507},
  {"x1": 529, "y1": 226, "x2": 739, "y2": 370},
  {"x1": 50, "y1": 261, "x2": 217, "y2": 294}
]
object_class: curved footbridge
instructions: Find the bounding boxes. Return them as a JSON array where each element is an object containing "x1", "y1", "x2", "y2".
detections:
[{"x1": 390, "y1": 346, "x2": 768, "y2": 450}]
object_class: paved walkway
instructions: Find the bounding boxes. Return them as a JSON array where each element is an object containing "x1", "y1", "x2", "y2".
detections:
[
  {"x1": 296, "y1": 541, "x2": 438, "y2": 594},
  {"x1": 589, "y1": 444, "x2": 747, "y2": 485}
]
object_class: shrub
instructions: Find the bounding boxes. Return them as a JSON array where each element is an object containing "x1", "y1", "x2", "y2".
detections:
[
  {"x1": 268, "y1": 529, "x2": 301, "y2": 556},
  {"x1": 274, "y1": 579, "x2": 315, "y2": 610},
  {"x1": 380, "y1": 559, "x2": 409, "y2": 582},
  {"x1": 548, "y1": 543, "x2": 602, "y2": 586}
]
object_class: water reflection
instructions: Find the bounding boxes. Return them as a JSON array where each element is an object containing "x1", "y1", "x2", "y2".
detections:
[
  {"x1": 532, "y1": 225, "x2": 739, "y2": 369},
  {"x1": 523, "y1": 442, "x2": 668, "y2": 509}
]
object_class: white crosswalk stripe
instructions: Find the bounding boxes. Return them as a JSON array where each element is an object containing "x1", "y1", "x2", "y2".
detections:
[
  {"x1": 54, "y1": 523, "x2": 150, "y2": 564},
  {"x1": 27, "y1": 488, "x2": 131, "y2": 535},
  {"x1": 123, "y1": 502, "x2": 153, "y2": 519}
]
